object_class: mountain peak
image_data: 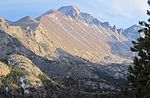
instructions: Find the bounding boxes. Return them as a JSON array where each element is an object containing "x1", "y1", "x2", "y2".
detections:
[
  {"x1": 111, "y1": 25, "x2": 117, "y2": 32},
  {"x1": 123, "y1": 24, "x2": 141, "y2": 40},
  {"x1": 57, "y1": 6, "x2": 80, "y2": 18},
  {"x1": 101, "y1": 22, "x2": 110, "y2": 29},
  {"x1": 14, "y1": 16, "x2": 39, "y2": 30},
  {"x1": 125, "y1": 24, "x2": 141, "y2": 32},
  {"x1": 130, "y1": 24, "x2": 140, "y2": 28},
  {"x1": 16, "y1": 16, "x2": 37, "y2": 23}
]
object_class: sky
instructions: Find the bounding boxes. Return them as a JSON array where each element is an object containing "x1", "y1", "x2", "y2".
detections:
[{"x1": 0, "y1": 0, "x2": 149, "y2": 29}]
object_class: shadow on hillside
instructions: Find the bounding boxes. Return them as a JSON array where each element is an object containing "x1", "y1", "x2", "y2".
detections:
[
  {"x1": 0, "y1": 30, "x2": 127, "y2": 98},
  {"x1": 108, "y1": 41, "x2": 133, "y2": 58}
]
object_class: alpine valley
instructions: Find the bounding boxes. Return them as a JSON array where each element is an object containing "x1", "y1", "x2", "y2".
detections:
[{"x1": 0, "y1": 6, "x2": 141, "y2": 98}]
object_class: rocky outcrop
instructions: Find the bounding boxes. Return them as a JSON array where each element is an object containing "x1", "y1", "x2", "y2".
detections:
[
  {"x1": 0, "y1": 54, "x2": 64, "y2": 98},
  {"x1": 0, "y1": 62, "x2": 10, "y2": 76}
]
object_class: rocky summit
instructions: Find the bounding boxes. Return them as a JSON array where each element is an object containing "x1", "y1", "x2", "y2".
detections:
[{"x1": 0, "y1": 6, "x2": 140, "y2": 98}]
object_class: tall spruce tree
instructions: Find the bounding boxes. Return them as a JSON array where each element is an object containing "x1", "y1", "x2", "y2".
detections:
[{"x1": 128, "y1": 1, "x2": 150, "y2": 98}]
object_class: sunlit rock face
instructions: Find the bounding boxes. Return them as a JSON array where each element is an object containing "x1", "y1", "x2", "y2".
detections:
[
  {"x1": 0, "y1": 6, "x2": 141, "y2": 97},
  {"x1": 37, "y1": 6, "x2": 132, "y2": 64}
]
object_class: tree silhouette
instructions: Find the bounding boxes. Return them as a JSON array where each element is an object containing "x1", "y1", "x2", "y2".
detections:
[{"x1": 128, "y1": 1, "x2": 150, "y2": 98}]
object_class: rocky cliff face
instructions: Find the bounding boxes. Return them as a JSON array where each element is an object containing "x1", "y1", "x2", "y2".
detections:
[
  {"x1": 0, "y1": 6, "x2": 139, "y2": 98},
  {"x1": 38, "y1": 6, "x2": 132, "y2": 63},
  {"x1": 0, "y1": 18, "x2": 64, "y2": 98}
]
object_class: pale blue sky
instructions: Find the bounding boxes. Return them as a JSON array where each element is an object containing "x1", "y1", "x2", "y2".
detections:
[{"x1": 0, "y1": 0, "x2": 148, "y2": 29}]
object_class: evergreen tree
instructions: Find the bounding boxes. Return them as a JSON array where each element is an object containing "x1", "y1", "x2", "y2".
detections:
[{"x1": 128, "y1": 1, "x2": 150, "y2": 98}]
